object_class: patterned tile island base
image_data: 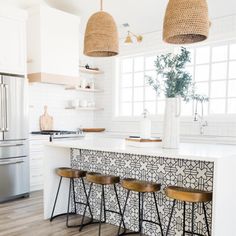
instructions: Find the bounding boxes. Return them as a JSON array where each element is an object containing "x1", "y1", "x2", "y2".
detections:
[{"x1": 71, "y1": 149, "x2": 214, "y2": 236}]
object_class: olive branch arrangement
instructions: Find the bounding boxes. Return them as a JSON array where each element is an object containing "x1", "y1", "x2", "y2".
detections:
[{"x1": 146, "y1": 47, "x2": 209, "y2": 103}]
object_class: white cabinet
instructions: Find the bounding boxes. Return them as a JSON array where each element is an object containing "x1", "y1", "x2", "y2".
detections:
[
  {"x1": 0, "y1": 8, "x2": 27, "y2": 75},
  {"x1": 27, "y1": 5, "x2": 80, "y2": 85},
  {"x1": 29, "y1": 135, "x2": 48, "y2": 191}
]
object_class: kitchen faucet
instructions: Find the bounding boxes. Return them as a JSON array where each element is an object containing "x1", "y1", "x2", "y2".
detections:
[{"x1": 194, "y1": 100, "x2": 208, "y2": 135}]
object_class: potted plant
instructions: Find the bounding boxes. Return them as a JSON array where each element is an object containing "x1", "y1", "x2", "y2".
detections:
[{"x1": 146, "y1": 47, "x2": 193, "y2": 149}]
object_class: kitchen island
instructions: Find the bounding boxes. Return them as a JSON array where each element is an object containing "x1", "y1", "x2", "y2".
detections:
[{"x1": 43, "y1": 137, "x2": 236, "y2": 236}]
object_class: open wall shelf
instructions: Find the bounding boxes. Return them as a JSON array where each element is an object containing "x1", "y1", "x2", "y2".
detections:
[
  {"x1": 65, "y1": 107, "x2": 104, "y2": 111},
  {"x1": 65, "y1": 86, "x2": 103, "y2": 93},
  {"x1": 79, "y1": 67, "x2": 104, "y2": 75}
]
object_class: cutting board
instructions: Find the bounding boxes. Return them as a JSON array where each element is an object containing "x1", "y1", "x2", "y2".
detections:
[
  {"x1": 82, "y1": 128, "x2": 105, "y2": 132},
  {"x1": 125, "y1": 137, "x2": 162, "y2": 142},
  {"x1": 39, "y1": 106, "x2": 53, "y2": 131},
  {"x1": 126, "y1": 137, "x2": 162, "y2": 147}
]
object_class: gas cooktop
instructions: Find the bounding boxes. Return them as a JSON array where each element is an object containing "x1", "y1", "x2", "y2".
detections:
[
  {"x1": 31, "y1": 130, "x2": 85, "y2": 142},
  {"x1": 31, "y1": 130, "x2": 78, "y2": 135}
]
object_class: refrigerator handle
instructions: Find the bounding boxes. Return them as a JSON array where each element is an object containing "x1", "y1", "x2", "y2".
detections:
[
  {"x1": 3, "y1": 84, "x2": 9, "y2": 131},
  {"x1": 0, "y1": 84, "x2": 4, "y2": 131}
]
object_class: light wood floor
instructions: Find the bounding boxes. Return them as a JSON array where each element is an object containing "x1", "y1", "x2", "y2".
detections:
[{"x1": 0, "y1": 191, "x2": 119, "y2": 236}]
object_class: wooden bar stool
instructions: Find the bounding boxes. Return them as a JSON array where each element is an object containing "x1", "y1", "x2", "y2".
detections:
[
  {"x1": 117, "y1": 178, "x2": 164, "y2": 236},
  {"x1": 50, "y1": 167, "x2": 93, "y2": 227},
  {"x1": 165, "y1": 186, "x2": 212, "y2": 236},
  {"x1": 80, "y1": 172, "x2": 125, "y2": 236}
]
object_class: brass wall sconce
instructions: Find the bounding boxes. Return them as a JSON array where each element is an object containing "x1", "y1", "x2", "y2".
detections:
[{"x1": 125, "y1": 31, "x2": 143, "y2": 44}]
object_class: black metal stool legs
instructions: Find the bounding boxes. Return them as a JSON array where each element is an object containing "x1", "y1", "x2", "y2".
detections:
[
  {"x1": 138, "y1": 193, "x2": 141, "y2": 232},
  {"x1": 183, "y1": 201, "x2": 186, "y2": 236},
  {"x1": 203, "y1": 203, "x2": 211, "y2": 236},
  {"x1": 72, "y1": 178, "x2": 77, "y2": 213},
  {"x1": 102, "y1": 185, "x2": 107, "y2": 222},
  {"x1": 98, "y1": 185, "x2": 106, "y2": 236},
  {"x1": 79, "y1": 182, "x2": 94, "y2": 232},
  {"x1": 118, "y1": 191, "x2": 163, "y2": 236},
  {"x1": 50, "y1": 176, "x2": 93, "y2": 228},
  {"x1": 153, "y1": 192, "x2": 164, "y2": 236},
  {"x1": 80, "y1": 183, "x2": 125, "y2": 236},
  {"x1": 50, "y1": 177, "x2": 78, "y2": 224},
  {"x1": 81, "y1": 178, "x2": 93, "y2": 220},
  {"x1": 139, "y1": 192, "x2": 144, "y2": 236},
  {"x1": 117, "y1": 190, "x2": 130, "y2": 236},
  {"x1": 66, "y1": 178, "x2": 73, "y2": 227},
  {"x1": 191, "y1": 203, "x2": 195, "y2": 236},
  {"x1": 166, "y1": 199, "x2": 176, "y2": 236},
  {"x1": 50, "y1": 176, "x2": 62, "y2": 221},
  {"x1": 66, "y1": 178, "x2": 91, "y2": 228},
  {"x1": 166, "y1": 200, "x2": 211, "y2": 236},
  {"x1": 50, "y1": 177, "x2": 77, "y2": 222},
  {"x1": 114, "y1": 185, "x2": 126, "y2": 232}
]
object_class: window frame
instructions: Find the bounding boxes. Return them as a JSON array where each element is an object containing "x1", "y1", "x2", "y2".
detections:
[
  {"x1": 113, "y1": 39, "x2": 236, "y2": 122},
  {"x1": 116, "y1": 50, "x2": 168, "y2": 118}
]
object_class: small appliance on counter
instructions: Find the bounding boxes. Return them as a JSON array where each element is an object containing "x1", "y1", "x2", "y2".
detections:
[
  {"x1": 140, "y1": 109, "x2": 151, "y2": 139},
  {"x1": 31, "y1": 129, "x2": 85, "y2": 142}
]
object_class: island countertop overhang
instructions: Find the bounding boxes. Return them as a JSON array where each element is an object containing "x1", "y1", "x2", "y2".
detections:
[{"x1": 44, "y1": 137, "x2": 236, "y2": 161}]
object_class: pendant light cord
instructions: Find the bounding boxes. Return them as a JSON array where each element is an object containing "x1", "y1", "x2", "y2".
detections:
[{"x1": 100, "y1": 0, "x2": 103, "y2": 11}]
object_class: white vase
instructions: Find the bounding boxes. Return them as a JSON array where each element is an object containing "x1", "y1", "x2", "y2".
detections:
[{"x1": 162, "y1": 97, "x2": 181, "y2": 149}]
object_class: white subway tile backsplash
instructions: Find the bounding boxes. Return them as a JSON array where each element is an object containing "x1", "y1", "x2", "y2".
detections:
[{"x1": 29, "y1": 83, "x2": 94, "y2": 131}]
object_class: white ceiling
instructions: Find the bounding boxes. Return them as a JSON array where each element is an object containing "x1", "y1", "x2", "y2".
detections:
[{"x1": 1, "y1": 0, "x2": 236, "y2": 37}]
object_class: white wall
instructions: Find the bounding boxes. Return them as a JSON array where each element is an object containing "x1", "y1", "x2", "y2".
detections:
[
  {"x1": 93, "y1": 15, "x2": 236, "y2": 140},
  {"x1": 29, "y1": 83, "x2": 94, "y2": 131}
]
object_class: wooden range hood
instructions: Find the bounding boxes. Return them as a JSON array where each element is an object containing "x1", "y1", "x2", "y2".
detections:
[{"x1": 27, "y1": 72, "x2": 79, "y2": 85}]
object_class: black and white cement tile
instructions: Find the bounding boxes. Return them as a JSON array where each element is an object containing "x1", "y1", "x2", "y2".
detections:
[{"x1": 70, "y1": 149, "x2": 214, "y2": 236}]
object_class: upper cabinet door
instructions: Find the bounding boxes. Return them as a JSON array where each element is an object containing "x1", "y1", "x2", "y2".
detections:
[
  {"x1": 41, "y1": 7, "x2": 80, "y2": 77},
  {"x1": 27, "y1": 5, "x2": 80, "y2": 82},
  {"x1": 0, "y1": 16, "x2": 26, "y2": 75}
]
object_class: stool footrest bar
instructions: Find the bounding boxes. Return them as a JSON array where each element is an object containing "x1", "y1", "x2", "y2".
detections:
[
  {"x1": 50, "y1": 212, "x2": 76, "y2": 222},
  {"x1": 118, "y1": 230, "x2": 142, "y2": 236},
  {"x1": 105, "y1": 209, "x2": 122, "y2": 215},
  {"x1": 184, "y1": 231, "x2": 206, "y2": 236},
  {"x1": 74, "y1": 201, "x2": 87, "y2": 206},
  {"x1": 142, "y1": 219, "x2": 162, "y2": 226}
]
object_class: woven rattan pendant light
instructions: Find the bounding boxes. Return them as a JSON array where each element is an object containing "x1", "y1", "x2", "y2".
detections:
[
  {"x1": 163, "y1": 0, "x2": 210, "y2": 44},
  {"x1": 84, "y1": 0, "x2": 119, "y2": 57}
]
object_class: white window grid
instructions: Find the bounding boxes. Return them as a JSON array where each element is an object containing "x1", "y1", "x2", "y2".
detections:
[
  {"x1": 186, "y1": 40, "x2": 236, "y2": 115},
  {"x1": 117, "y1": 52, "x2": 167, "y2": 117},
  {"x1": 116, "y1": 39, "x2": 236, "y2": 117}
]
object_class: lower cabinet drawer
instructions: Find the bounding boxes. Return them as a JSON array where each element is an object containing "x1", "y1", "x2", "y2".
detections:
[
  {"x1": 30, "y1": 167, "x2": 43, "y2": 187},
  {"x1": 30, "y1": 159, "x2": 43, "y2": 169}
]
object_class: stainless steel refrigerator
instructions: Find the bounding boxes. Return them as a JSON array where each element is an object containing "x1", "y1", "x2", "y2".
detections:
[{"x1": 0, "y1": 73, "x2": 29, "y2": 202}]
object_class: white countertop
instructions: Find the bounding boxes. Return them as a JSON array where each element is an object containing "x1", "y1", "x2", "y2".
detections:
[{"x1": 45, "y1": 137, "x2": 236, "y2": 161}]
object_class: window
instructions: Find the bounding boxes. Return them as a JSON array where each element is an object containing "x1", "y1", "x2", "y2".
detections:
[
  {"x1": 186, "y1": 40, "x2": 236, "y2": 115},
  {"x1": 116, "y1": 40, "x2": 236, "y2": 117},
  {"x1": 117, "y1": 53, "x2": 166, "y2": 117}
]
